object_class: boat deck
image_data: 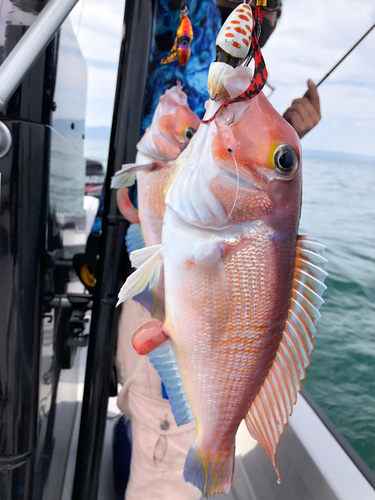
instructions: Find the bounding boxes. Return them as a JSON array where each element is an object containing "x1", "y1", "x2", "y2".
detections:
[
  {"x1": 63, "y1": 386, "x2": 375, "y2": 500},
  {"x1": 60, "y1": 280, "x2": 375, "y2": 500}
]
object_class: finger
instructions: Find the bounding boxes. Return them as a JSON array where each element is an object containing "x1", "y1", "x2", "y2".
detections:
[
  {"x1": 304, "y1": 79, "x2": 321, "y2": 115},
  {"x1": 296, "y1": 97, "x2": 320, "y2": 121},
  {"x1": 290, "y1": 97, "x2": 321, "y2": 127},
  {"x1": 283, "y1": 107, "x2": 314, "y2": 139},
  {"x1": 285, "y1": 104, "x2": 308, "y2": 127},
  {"x1": 283, "y1": 109, "x2": 305, "y2": 134}
]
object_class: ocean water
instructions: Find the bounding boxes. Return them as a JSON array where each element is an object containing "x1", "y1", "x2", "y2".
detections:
[
  {"x1": 84, "y1": 138, "x2": 375, "y2": 472},
  {"x1": 84, "y1": 139, "x2": 110, "y2": 170},
  {"x1": 300, "y1": 156, "x2": 375, "y2": 473}
]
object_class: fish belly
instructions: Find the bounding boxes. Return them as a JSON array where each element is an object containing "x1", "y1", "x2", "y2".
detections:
[{"x1": 163, "y1": 207, "x2": 296, "y2": 455}]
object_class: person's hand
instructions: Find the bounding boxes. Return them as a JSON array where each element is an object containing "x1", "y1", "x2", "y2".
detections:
[{"x1": 283, "y1": 79, "x2": 321, "y2": 139}]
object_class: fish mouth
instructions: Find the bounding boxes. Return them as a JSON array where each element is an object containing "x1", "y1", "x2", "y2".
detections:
[
  {"x1": 218, "y1": 159, "x2": 271, "y2": 194},
  {"x1": 207, "y1": 62, "x2": 234, "y2": 101},
  {"x1": 222, "y1": 170, "x2": 259, "y2": 191},
  {"x1": 156, "y1": 131, "x2": 186, "y2": 158}
]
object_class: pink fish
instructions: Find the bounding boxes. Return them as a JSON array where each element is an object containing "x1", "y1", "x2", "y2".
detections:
[
  {"x1": 118, "y1": 67, "x2": 327, "y2": 497},
  {"x1": 112, "y1": 86, "x2": 200, "y2": 317},
  {"x1": 112, "y1": 86, "x2": 200, "y2": 247}
]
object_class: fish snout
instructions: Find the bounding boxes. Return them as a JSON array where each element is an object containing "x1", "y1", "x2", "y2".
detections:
[{"x1": 208, "y1": 62, "x2": 234, "y2": 101}]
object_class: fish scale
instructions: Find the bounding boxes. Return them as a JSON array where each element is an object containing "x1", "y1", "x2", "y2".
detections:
[{"x1": 138, "y1": 165, "x2": 172, "y2": 247}]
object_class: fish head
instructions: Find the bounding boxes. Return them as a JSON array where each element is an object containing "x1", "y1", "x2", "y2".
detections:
[
  {"x1": 211, "y1": 67, "x2": 302, "y2": 227},
  {"x1": 165, "y1": 66, "x2": 302, "y2": 231},
  {"x1": 137, "y1": 86, "x2": 200, "y2": 162}
]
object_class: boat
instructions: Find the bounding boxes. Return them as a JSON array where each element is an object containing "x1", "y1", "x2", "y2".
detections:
[{"x1": 0, "y1": 1, "x2": 373, "y2": 499}]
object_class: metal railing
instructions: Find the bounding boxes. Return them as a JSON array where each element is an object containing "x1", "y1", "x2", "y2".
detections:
[{"x1": 0, "y1": 0, "x2": 79, "y2": 111}]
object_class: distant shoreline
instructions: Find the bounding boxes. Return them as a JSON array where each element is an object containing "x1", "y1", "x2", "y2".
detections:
[
  {"x1": 302, "y1": 149, "x2": 375, "y2": 164},
  {"x1": 84, "y1": 126, "x2": 375, "y2": 164}
]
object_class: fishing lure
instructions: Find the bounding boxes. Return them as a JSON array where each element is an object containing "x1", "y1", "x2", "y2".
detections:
[
  {"x1": 205, "y1": 2, "x2": 268, "y2": 123},
  {"x1": 161, "y1": 6, "x2": 194, "y2": 67}
]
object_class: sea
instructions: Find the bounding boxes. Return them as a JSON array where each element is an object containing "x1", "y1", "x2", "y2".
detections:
[{"x1": 84, "y1": 139, "x2": 375, "y2": 473}]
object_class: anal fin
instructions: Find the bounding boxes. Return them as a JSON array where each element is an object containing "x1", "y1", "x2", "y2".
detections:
[{"x1": 244, "y1": 236, "x2": 328, "y2": 477}]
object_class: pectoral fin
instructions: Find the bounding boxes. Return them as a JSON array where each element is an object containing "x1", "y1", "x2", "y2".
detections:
[
  {"x1": 244, "y1": 236, "x2": 328, "y2": 478},
  {"x1": 117, "y1": 244, "x2": 164, "y2": 306},
  {"x1": 130, "y1": 244, "x2": 164, "y2": 269},
  {"x1": 111, "y1": 162, "x2": 157, "y2": 188}
]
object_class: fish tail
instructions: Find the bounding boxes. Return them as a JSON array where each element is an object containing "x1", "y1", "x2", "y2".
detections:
[{"x1": 183, "y1": 442, "x2": 234, "y2": 498}]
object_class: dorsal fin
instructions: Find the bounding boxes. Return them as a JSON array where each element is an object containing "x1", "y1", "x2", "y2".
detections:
[{"x1": 244, "y1": 236, "x2": 328, "y2": 478}]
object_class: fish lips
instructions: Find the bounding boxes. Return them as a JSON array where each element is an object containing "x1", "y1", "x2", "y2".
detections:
[
  {"x1": 218, "y1": 158, "x2": 269, "y2": 193},
  {"x1": 153, "y1": 130, "x2": 189, "y2": 160}
]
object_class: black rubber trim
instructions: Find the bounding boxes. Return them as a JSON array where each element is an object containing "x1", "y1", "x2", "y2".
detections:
[
  {"x1": 0, "y1": 452, "x2": 31, "y2": 471},
  {"x1": 302, "y1": 387, "x2": 375, "y2": 489}
]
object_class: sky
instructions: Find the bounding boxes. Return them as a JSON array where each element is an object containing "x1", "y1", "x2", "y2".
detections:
[{"x1": 69, "y1": 0, "x2": 375, "y2": 156}]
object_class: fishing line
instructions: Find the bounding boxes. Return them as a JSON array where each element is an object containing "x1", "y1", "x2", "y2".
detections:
[
  {"x1": 224, "y1": 152, "x2": 239, "y2": 223},
  {"x1": 316, "y1": 22, "x2": 375, "y2": 87}
]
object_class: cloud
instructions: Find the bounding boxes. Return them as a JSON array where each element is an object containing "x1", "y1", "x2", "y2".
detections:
[
  {"x1": 68, "y1": 0, "x2": 124, "y2": 126},
  {"x1": 262, "y1": 0, "x2": 375, "y2": 153},
  {"x1": 70, "y1": 0, "x2": 375, "y2": 155},
  {"x1": 70, "y1": 0, "x2": 124, "y2": 62}
]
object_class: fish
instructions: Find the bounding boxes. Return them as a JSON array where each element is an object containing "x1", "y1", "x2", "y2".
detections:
[
  {"x1": 118, "y1": 66, "x2": 327, "y2": 497},
  {"x1": 112, "y1": 85, "x2": 200, "y2": 247},
  {"x1": 112, "y1": 85, "x2": 200, "y2": 316},
  {"x1": 161, "y1": 8, "x2": 194, "y2": 67}
]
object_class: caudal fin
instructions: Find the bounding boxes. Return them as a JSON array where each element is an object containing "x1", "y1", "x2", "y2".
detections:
[{"x1": 183, "y1": 442, "x2": 234, "y2": 498}]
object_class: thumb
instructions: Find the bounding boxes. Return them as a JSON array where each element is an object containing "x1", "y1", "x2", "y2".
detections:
[{"x1": 304, "y1": 79, "x2": 320, "y2": 110}]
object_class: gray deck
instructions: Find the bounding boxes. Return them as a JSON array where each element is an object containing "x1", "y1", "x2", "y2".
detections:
[
  {"x1": 61, "y1": 303, "x2": 375, "y2": 500},
  {"x1": 95, "y1": 394, "x2": 375, "y2": 500}
]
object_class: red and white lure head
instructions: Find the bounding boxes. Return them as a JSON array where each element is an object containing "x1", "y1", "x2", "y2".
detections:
[
  {"x1": 217, "y1": 3, "x2": 253, "y2": 59},
  {"x1": 205, "y1": 4, "x2": 268, "y2": 123},
  {"x1": 208, "y1": 3, "x2": 253, "y2": 101}
]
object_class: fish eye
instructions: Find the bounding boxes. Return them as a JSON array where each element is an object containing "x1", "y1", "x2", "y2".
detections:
[
  {"x1": 273, "y1": 144, "x2": 298, "y2": 178},
  {"x1": 181, "y1": 39, "x2": 189, "y2": 47},
  {"x1": 184, "y1": 126, "x2": 196, "y2": 141}
]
